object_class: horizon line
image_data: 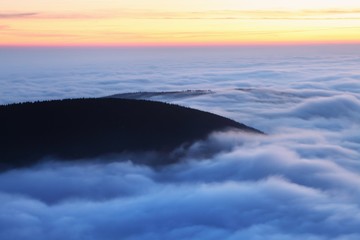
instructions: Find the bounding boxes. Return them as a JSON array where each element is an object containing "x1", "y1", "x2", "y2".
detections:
[{"x1": 1, "y1": 41, "x2": 360, "y2": 48}]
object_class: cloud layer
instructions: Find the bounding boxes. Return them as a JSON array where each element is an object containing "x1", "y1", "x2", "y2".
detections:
[{"x1": 0, "y1": 45, "x2": 360, "y2": 239}]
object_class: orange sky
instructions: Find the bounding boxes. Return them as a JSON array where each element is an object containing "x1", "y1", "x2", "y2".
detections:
[{"x1": 1, "y1": 0, "x2": 360, "y2": 46}]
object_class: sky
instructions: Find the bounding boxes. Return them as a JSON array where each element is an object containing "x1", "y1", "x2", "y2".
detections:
[{"x1": 1, "y1": 0, "x2": 360, "y2": 46}]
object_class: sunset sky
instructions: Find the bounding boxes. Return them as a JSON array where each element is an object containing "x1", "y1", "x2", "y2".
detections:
[{"x1": 1, "y1": 0, "x2": 360, "y2": 46}]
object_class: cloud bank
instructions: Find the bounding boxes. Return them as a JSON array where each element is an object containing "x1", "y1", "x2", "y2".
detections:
[
  {"x1": 1, "y1": 131, "x2": 359, "y2": 239},
  {"x1": 0, "y1": 45, "x2": 360, "y2": 239}
]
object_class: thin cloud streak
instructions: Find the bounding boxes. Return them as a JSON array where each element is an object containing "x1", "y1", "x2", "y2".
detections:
[
  {"x1": 96, "y1": 26, "x2": 360, "y2": 40},
  {"x1": 3, "y1": 9, "x2": 360, "y2": 20},
  {"x1": 0, "y1": 12, "x2": 38, "y2": 18}
]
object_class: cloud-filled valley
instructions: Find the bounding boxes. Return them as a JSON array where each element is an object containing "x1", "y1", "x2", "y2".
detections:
[{"x1": 0, "y1": 45, "x2": 360, "y2": 239}]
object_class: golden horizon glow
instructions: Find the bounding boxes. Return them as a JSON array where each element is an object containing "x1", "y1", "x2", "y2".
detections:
[{"x1": 1, "y1": 0, "x2": 360, "y2": 46}]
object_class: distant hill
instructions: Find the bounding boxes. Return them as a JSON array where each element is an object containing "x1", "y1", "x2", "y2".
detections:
[
  {"x1": 106, "y1": 90, "x2": 214, "y2": 100},
  {"x1": 0, "y1": 98, "x2": 263, "y2": 170}
]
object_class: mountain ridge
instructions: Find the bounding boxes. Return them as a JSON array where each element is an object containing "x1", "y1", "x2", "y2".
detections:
[{"x1": 0, "y1": 98, "x2": 263, "y2": 170}]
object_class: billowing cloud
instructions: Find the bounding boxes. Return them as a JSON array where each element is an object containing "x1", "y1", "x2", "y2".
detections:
[
  {"x1": 267, "y1": 95, "x2": 360, "y2": 120},
  {"x1": 0, "y1": 132, "x2": 359, "y2": 239},
  {"x1": 0, "y1": 45, "x2": 360, "y2": 239}
]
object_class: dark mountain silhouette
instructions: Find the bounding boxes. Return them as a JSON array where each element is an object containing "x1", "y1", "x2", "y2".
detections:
[{"x1": 0, "y1": 98, "x2": 263, "y2": 170}]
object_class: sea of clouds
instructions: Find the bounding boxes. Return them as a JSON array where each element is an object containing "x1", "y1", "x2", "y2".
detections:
[{"x1": 0, "y1": 45, "x2": 360, "y2": 239}]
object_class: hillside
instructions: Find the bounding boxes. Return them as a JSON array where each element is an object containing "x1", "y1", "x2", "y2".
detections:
[{"x1": 0, "y1": 98, "x2": 262, "y2": 170}]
